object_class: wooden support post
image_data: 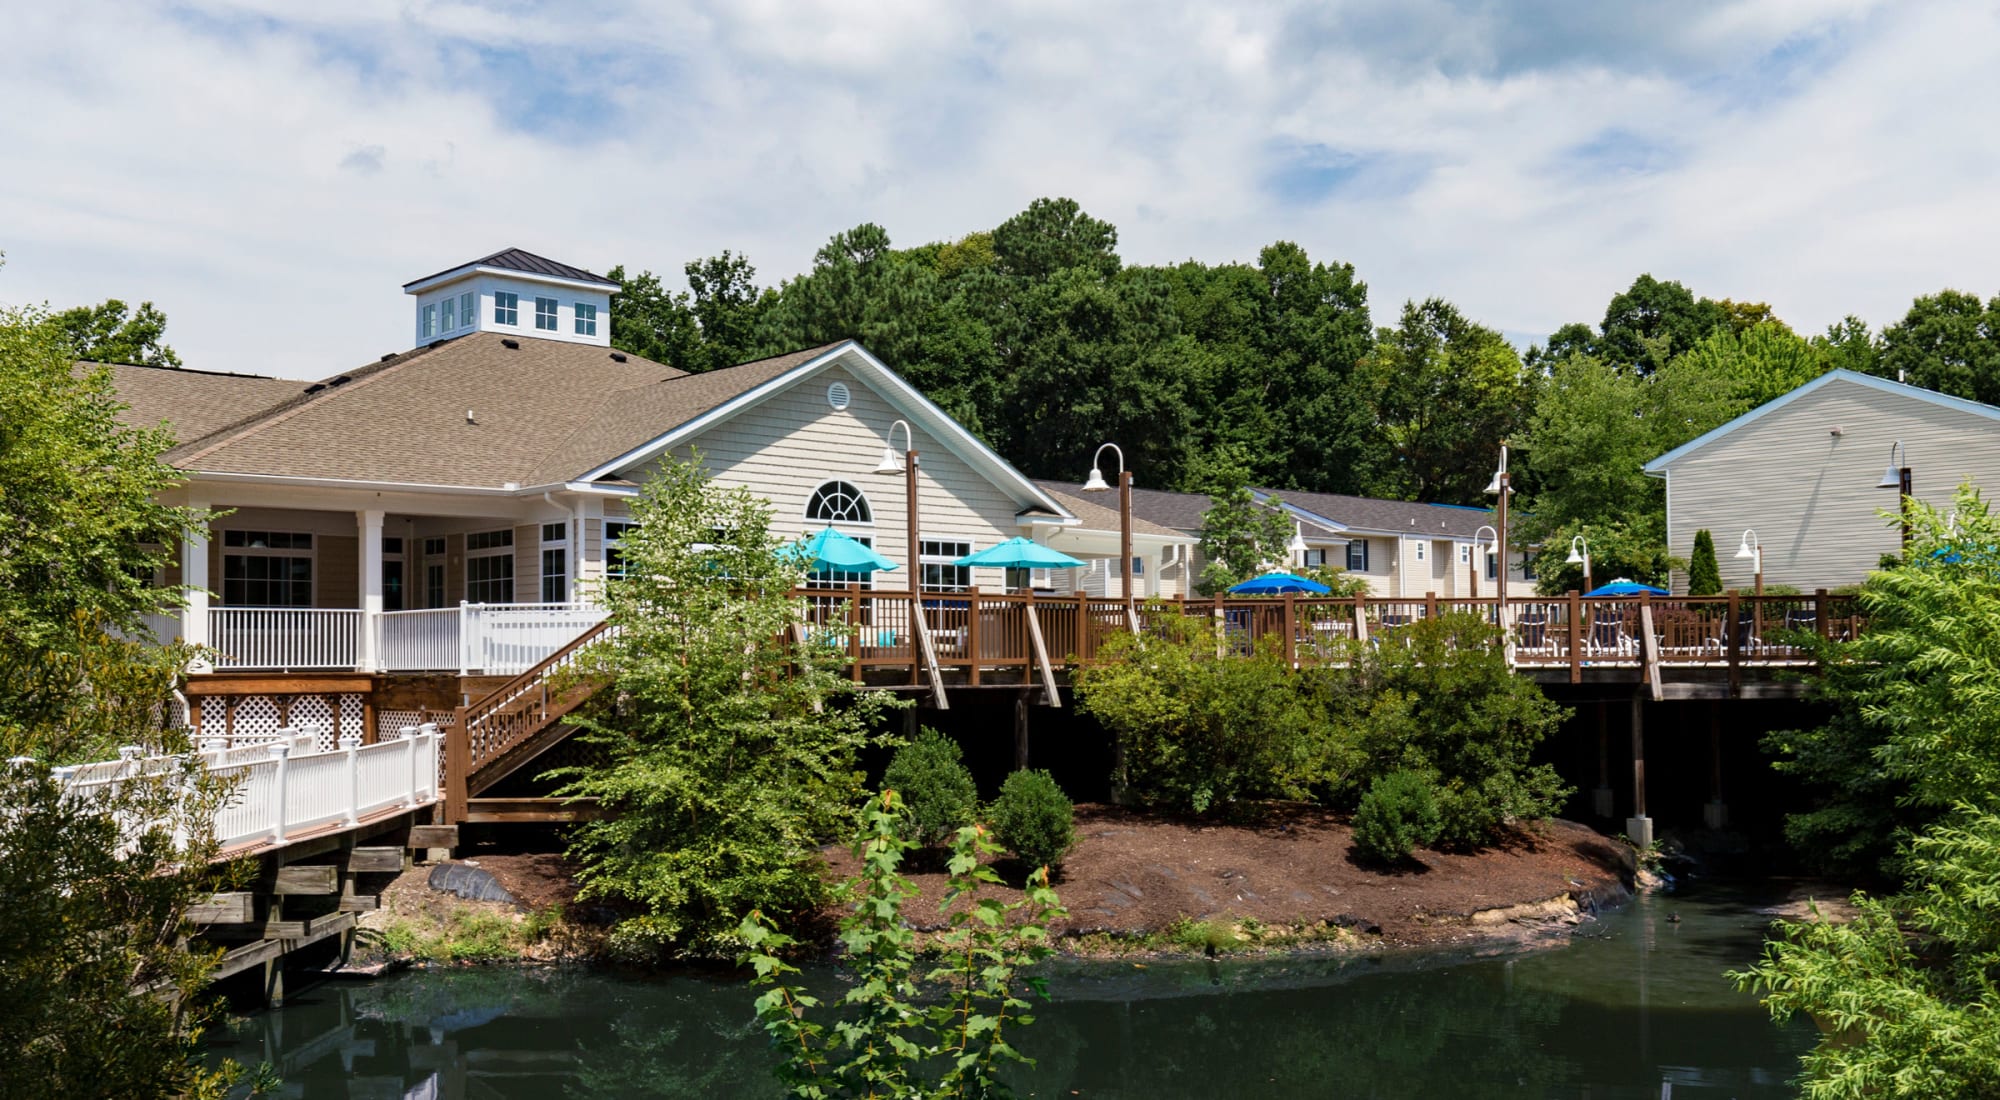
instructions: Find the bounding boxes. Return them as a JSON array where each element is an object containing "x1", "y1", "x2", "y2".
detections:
[
  {"x1": 1705, "y1": 700, "x2": 1728, "y2": 830},
  {"x1": 1727, "y1": 590, "x2": 1743, "y2": 699},
  {"x1": 848, "y1": 583, "x2": 862, "y2": 683},
  {"x1": 1353, "y1": 593, "x2": 1369, "y2": 644},
  {"x1": 1024, "y1": 596, "x2": 1061, "y2": 707},
  {"x1": 1424, "y1": 591, "x2": 1437, "y2": 621},
  {"x1": 1592, "y1": 700, "x2": 1613, "y2": 818},
  {"x1": 1815, "y1": 588, "x2": 1831, "y2": 643},
  {"x1": 1014, "y1": 690, "x2": 1030, "y2": 771},
  {"x1": 967, "y1": 591, "x2": 982, "y2": 686},
  {"x1": 1567, "y1": 590, "x2": 1583, "y2": 684},
  {"x1": 446, "y1": 705, "x2": 470, "y2": 825},
  {"x1": 1639, "y1": 596, "x2": 1663, "y2": 702},
  {"x1": 1282, "y1": 592, "x2": 1297, "y2": 668},
  {"x1": 1627, "y1": 691, "x2": 1651, "y2": 846}
]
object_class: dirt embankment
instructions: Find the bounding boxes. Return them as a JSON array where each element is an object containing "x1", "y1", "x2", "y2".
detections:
[
  {"x1": 361, "y1": 808, "x2": 1632, "y2": 963},
  {"x1": 823, "y1": 805, "x2": 1632, "y2": 951}
]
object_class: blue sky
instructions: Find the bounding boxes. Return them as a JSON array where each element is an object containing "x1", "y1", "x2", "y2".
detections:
[{"x1": 2, "y1": 0, "x2": 1996, "y2": 378}]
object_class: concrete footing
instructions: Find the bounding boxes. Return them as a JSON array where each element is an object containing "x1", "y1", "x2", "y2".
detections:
[
  {"x1": 1703, "y1": 800, "x2": 1729, "y2": 831},
  {"x1": 1625, "y1": 815, "x2": 1655, "y2": 848}
]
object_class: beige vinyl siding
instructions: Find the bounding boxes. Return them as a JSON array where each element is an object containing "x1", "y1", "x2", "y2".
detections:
[
  {"x1": 445, "y1": 533, "x2": 465, "y2": 605},
  {"x1": 513, "y1": 524, "x2": 538, "y2": 602},
  {"x1": 314, "y1": 536, "x2": 358, "y2": 609},
  {"x1": 656, "y1": 364, "x2": 1027, "y2": 591},
  {"x1": 1660, "y1": 378, "x2": 2000, "y2": 592}
]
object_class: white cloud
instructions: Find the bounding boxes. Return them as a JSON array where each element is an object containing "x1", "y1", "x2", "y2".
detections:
[{"x1": 0, "y1": 0, "x2": 1992, "y2": 380}]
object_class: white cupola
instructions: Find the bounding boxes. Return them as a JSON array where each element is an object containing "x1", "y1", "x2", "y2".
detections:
[{"x1": 401, "y1": 248, "x2": 618, "y2": 350}]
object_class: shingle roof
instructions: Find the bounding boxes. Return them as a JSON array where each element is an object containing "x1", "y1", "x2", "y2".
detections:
[
  {"x1": 165, "y1": 333, "x2": 686, "y2": 487},
  {"x1": 93, "y1": 362, "x2": 311, "y2": 444},
  {"x1": 1262, "y1": 488, "x2": 1498, "y2": 540},
  {"x1": 401, "y1": 247, "x2": 618, "y2": 290},
  {"x1": 1031, "y1": 481, "x2": 1193, "y2": 541},
  {"x1": 528, "y1": 343, "x2": 846, "y2": 483}
]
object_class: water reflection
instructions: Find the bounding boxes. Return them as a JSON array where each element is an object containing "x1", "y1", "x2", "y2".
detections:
[{"x1": 211, "y1": 887, "x2": 1814, "y2": 1099}]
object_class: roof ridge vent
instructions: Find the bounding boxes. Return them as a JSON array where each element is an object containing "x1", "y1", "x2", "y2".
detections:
[{"x1": 328, "y1": 375, "x2": 353, "y2": 387}]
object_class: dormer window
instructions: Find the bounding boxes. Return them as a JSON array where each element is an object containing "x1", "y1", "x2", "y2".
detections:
[
  {"x1": 574, "y1": 302, "x2": 598, "y2": 336},
  {"x1": 420, "y1": 304, "x2": 436, "y2": 339},
  {"x1": 494, "y1": 291, "x2": 519, "y2": 326},
  {"x1": 459, "y1": 291, "x2": 474, "y2": 329},
  {"x1": 534, "y1": 297, "x2": 558, "y2": 331},
  {"x1": 440, "y1": 295, "x2": 457, "y2": 332}
]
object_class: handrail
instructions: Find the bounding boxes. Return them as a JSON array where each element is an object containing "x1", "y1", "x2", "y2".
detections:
[{"x1": 446, "y1": 619, "x2": 616, "y2": 822}]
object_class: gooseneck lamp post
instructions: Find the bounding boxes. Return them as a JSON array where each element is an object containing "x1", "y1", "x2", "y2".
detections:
[
  {"x1": 1734, "y1": 529, "x2": 1763, "y2": 597},
  {"x1": 1484, "y1": 445, "x2": 1511, "y2": 624},
  {"x1": 1876, "y1": 440, "x2": 1912, "y2": 549},
  {"x1": 1566, "y1": 534, "x2": 1593, "y2": 596},
  {"x1": 1471, "y1": 524, "x2": 1498, "y2": 601},
  {"x1": 1081, "y1": 443, "x2": 1134, "y2": 618},
  {"x1": 876, "y1": 419, "x2": 920, "y2": 592}
]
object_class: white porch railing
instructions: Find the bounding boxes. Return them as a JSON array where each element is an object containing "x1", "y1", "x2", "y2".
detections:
[
  {"x1": 377, "y1": 608, "x2": 462, "y2": 672},
  {"x1": 459, "y1": 602, "x2": 608, "y2": 675},
  {"x1": 186, "y1": 603, "x2": 605, "y2": 674},
  {"x1": 209, "y1": 608, "x2": 364, "y2": 671},
  {"x1": 53, "y1": 724, "x2": 442, "y2": 853}
]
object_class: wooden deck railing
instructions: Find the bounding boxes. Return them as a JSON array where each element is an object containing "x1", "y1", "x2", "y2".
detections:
[{"x1": 784, "y1": 588, "x2": 1866, "y2": 683}]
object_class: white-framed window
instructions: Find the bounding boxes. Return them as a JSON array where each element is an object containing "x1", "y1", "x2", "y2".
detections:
[
  {"x1": 805, "y1": 481, "x2": 873, "y2": 524},
  {"x1": 420, "y1": 304, "x2": 437, "y2": 340},
  {"x1": 808, "y1": 533, "x2": 876, "y2": 590},
  {"x1": 919, "y1": 539, "x2": 971, "y2": 592},
  {"x1": 1486, "y1": 551, "x2": 1500, "y2": 582},
  {"x1": 494, "y1": 291, "x2": 519, "y2": 326},
  {"x1": 605, "y1": 520, "x2": 638, "y2": 579},
  {"x1": 421, "y1": 536, "x2": 446, "y2": 609},
  {"x1": 1458, "y1": 544, "x2": 1472, "y2": 565},
  {"x1": 574, "y1": 302, "x2": 598, "y2": 336},
  {"x1": 1523, "y1": 551, "x2": 1537, "y2": 580},
  {"x1": 541, "y1": 522, "x2": 568, "y2": 602},
  {"x1": 1302, "y1": 548, "x2": 1328, "y2": 569},
  {"x1": 1131, "y1": 556, "x2": 1145, "y2": 576},
  {"x1": 459, "y1": 291, "x2": 475, "y2": 329},
  {"x1": 534, "y1": 296, "x2": 558, "y2": 331},
  {"x1": 382, "y1": 536, "x2": 405, "y2": 611},
  {"x1": 221, "y1": 530, "x2": 313, "y2": 607},
  {"x1": 1347, "y1": 540, "x2": 1369, "y2": 572},
  {"x1": 465, "y1": 528, "x2": 515, "y2": 603},
  {"x1": 440, "y1": 295, "x2": 457, "y2": 333},
  {"x1": 1413, "y1": 540, "x2": 1426, "y2": 563}
]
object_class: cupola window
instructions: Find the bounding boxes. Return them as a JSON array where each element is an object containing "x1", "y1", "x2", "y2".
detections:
[
  {"x1": 574, "y1": 302, "x2": 598, "y2": 336},
  {"x1": 534, "y1": 297, "x2": 558, "y2": 331},
  {"x1": 494, "y1": 291, "x2": 519, "y2": 326}
]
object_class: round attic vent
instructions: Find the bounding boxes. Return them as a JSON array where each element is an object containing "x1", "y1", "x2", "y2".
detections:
[{"x1": 827, "y1": 381, "x2": 851, "y2": 410}]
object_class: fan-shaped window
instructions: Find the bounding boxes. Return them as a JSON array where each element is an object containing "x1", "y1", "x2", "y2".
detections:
[{"x1": 806, "y1": 481, "x2": 872, "y2": 524}]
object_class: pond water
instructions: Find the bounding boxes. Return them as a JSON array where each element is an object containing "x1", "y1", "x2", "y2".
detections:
[{"x1": 209, "y1": 884, "x2": 1817, "y2": 1098}]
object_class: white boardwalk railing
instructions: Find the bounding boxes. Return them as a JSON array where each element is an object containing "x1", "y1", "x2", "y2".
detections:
[{"x1": 53, "y1": 724, "x2": 441, "y2": 854}]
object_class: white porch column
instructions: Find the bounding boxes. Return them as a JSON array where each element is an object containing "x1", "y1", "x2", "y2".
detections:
[
  {"x1": 359, "y1": 509, "x2": 385, "y2": 672},
  {"x1": 181, "y1": 506, "x2": 212, "y2": 668}
]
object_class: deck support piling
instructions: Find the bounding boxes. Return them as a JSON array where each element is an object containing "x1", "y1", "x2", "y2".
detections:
[
  {"x1": 1625, "y1": 692, "x2": 1653, "y2": 848},
  {"x1": 1013, "y1": 690, "x2": 1030, "y2": 771},
  {"x1": 1592, "y1": 700, "x2": 1614, "y2": 818},
  {"x1": 1704, "y1": 701, "x2": 1729, "y2": 830}
]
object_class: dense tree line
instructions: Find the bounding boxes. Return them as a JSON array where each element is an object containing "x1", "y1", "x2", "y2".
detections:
[{"x1": 611, "y1": 198, "x2": 1999, "y2": 590}]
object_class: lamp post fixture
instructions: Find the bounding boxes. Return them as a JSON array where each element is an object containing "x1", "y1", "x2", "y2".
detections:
[
  {"x1": 1566, "y1": 534, "x2": 1594, "y2": 595},
  {"x1": 1081, "y1": 443, "x2": 1134, "y2": 617},
  {"x1": 876, "y1": 420, "x2": 921, "y2": 592},
  {"x1": 1734, "y1": 529, "x2": 1763, "y2": 597},
  {"x1": 1286, "y1": 523, "x2": 1309, "y2": 570},
  {"x1": 1471, "y1": 524, "x2": 1498, "y2": 601},
  {"x1": 1484, "y1": 445, "x2": 1511, "y2": 624},
  {"x1": 1876, "y1": 440, "x2": 1912, "y2": 549}
]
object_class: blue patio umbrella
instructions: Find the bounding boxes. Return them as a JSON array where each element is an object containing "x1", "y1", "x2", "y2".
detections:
[
  {"x1": 950, "y1": 537, "x2": 1086, "y2": 570},
  {"x1": 1581, "y1": 579, "x2": 1669, "y2": 597},
  {"x1": 788, "y1": 526, "x2": 899, "y2": 573},
  {"x1": 1228, "y1": 571, "x2": 1332, "y2": 596}
]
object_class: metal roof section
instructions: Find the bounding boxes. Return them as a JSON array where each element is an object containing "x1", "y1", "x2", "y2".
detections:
[{"x1": 402, "y1": 247, "x2": 620, "y2": 293}]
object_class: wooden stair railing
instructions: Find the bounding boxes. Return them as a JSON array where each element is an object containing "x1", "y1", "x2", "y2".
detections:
[{"x1": 445, "y1": 619, "x2": 615, "y2": 823}]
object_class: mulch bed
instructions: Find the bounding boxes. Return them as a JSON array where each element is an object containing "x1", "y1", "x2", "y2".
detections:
[{"x1": 821, "y1": 804, "x2": 1632, "y2": 948}]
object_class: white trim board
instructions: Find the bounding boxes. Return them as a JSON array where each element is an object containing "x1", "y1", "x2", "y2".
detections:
[
  {"x1": 581, "y1": 341, "x2": 1077, "y2": 522},
  {"x1": 1643, "y1": 369, "x2": 2000, "y2": 475}
]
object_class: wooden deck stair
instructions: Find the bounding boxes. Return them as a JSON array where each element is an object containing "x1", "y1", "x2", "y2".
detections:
[{"x1": 446, "y1": 620, "x2": 614, "y2": 822}]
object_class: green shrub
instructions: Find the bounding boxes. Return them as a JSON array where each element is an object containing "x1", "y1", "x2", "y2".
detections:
[
  {"x1": 882, "y1": 727, "x2": 979, "y2": 847},
  {"x1": 1351, "y1": 770, "x2": 1443, "y2": 863},
  {"x1": 1688, "y1": 529, "x2": 1722, "y2": 595},
  {"x1": 989, "y1": 769, "x2": 1076, "y2": 870}
]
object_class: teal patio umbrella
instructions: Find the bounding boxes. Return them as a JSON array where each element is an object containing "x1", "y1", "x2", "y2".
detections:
[
  {"x1": 950, "y1": 537, "x2": 1087, "y2": 570},
  {"x1": 789, "y1": 526, "x2": 899, "y2": 573}
]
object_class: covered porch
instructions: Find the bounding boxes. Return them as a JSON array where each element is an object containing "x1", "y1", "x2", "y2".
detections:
[{"x1": 153, "y1": 482, "x2": 629, "y2": 675}]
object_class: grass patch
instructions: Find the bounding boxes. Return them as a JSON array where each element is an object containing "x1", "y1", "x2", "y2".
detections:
[
  {"x1": 360, "y1": 906, "x2": 566, "y2": 963},
  {"x1": 1065, "y1": 915, "x2": 1365, "y2": 958}
]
